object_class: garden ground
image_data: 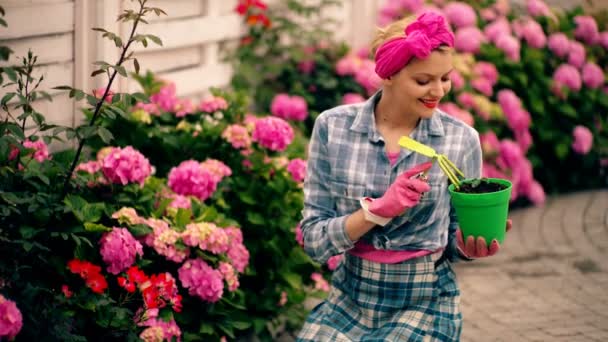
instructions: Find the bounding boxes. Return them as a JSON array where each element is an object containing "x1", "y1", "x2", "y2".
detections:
[{"x1": 278, "y1": 189, "x2": 608, "y2": 341}]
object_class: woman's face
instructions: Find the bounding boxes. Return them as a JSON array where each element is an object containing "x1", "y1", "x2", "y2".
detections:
[{"x1": 386, "y1": 49, "x2": 454, "y2": 119}]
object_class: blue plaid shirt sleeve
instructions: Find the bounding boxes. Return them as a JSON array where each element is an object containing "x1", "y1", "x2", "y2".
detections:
[
  {"x1": 300, "y1": 114, "x2": 355, "y2": 264},
  {"x1": 445, "y1": 130, "x2": 482, "y2": 262}
]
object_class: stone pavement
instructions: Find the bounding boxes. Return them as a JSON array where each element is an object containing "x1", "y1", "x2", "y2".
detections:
[
  {"x1": 276, "y1": 189, "x2": 608, "y2": 342},
  {"x1": 456, "y1": 189, "x2": 608, "y2": 342}
]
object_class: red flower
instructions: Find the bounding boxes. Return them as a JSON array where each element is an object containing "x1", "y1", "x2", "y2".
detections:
[
  {"x1": 126, "y1": 266, "x2": 148, "y2": 285},
  {"x1": 61, "y1": 285, "x2": 73, "y2": 298},
  {"x1": 117, "y1": 276, "x2": 136, "y2": 293},
  {"x1": 86, "y1": 274, "x2": 108, "y2": 294},
  {"x1": 68, "y1": 259, "x2": 102, "y2": 279},
  {"x1": 246, "y1": 13, "x2": 271, "y2": 28},
  {"x1": 235, "y1": 0, "x2": 267, "y2": 15}
]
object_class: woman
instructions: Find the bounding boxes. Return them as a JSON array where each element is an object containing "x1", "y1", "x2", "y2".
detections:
[{"x1": 298, "y1": 12, "x2": 512, "y2": 341}]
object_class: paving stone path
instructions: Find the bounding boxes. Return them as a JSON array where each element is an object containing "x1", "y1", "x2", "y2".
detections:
[
  {"x1": 457, "y1": 189, "x2": 608, "y2": 342},
  {"x1": 275, "y1": 189, "x2": 608, "y2": 341}
]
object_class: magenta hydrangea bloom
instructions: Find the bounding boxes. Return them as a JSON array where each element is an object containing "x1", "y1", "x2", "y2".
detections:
[
  {"x1": 572, "y1": 125, "x2": 593, "y2": 155},
  {"x1": 222, "y1": 124, "x2": 251, "y2": 149},
  {"x1": 23, "y1": 139, "x2": 50, "y2": 162},
  {"x1": 553, "y1": 64, "x2": 582, "y2": 92},
  {"x1": 443, "y1": 2, "x2": 477, "y2": 28},
  {"x1": 547, "y1": 33, "x2": 570, "y2": 58},
  {"x1": 199, "y1": 96, "x2": 228, "y2": 113},
  {"x1": 178, "y1": 258, "x2": 224, "y2": 302},
  {"x1": 252, "y1": 117, "x2": 294, "y2": 152},
  {"x1": 341, "y1": 93, "x2": 365, "y2": 104},
  {"x1": 455, "y1": 27, "x2": 485, "y2": 53},
  {"x1": 286, "y1": 158, "x2": 307, "y2": 182},
  {"x1": 581, "y1": 62, "x2": 604, "y2": 89},
  {"x1": 227, "y1": 243, "x2": 250, "y2": 273},
  {"x1": 150, "y1": 83, "x2": 178, "y2": 113},
  {"x1": 495, "y1": 34, "x2": 521, "y2": 61},
  {"x1": 100, "y1": 227, "x2": 143, "y2": 275},
  {"x1": 270, "y1": 94, "x2": 309, "y2": 121},
  {"x1": 200, "y1": 159, "x2": 232, "y2": 183},
  {"x1": 573, "y1": 15, "x2": 599, "y2": 44},
  {"x1": 567, "y1": 41, "x2": 586, "y2": 68},
  {"x1": 168, "y1": 160, "x2": 218, "y2": 201},
  {"x1": 0, "y1": 294, "x2": 22, "y2": 340},
  {"x1": 527, "y1": 0, "x2": 551, "y2": 17},
  {"x1": 484, "y1": 17, "x2": 511, "y2": 43},
  {"x1": 101, "y1": 146, "x2": 152, "y2": 186},
  {"x1": 218, "y1": 262, "x2": 239, "y2": 292}
]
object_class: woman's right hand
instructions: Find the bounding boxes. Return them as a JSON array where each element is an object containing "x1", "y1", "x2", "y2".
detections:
[{"x1": 367, "y1": 161, "x2": 433, "y2": 218}]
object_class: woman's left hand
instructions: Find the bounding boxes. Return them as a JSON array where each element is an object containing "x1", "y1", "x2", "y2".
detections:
[{"x1": 456, "y1": 219, "x2": 512, "y2": 258}]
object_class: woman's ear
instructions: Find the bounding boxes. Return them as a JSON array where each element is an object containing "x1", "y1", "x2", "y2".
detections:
[{"x1": 383, "y1": 76, "x2": 393, "y2": 87}]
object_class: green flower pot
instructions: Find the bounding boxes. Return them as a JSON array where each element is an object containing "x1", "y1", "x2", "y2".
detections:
[{"x1": 448, "y1": 178, "x2": 512, "y2": 245}]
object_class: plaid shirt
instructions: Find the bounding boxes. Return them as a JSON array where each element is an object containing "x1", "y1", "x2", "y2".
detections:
[{"x1": 301, "y1": 91, "x2": 482, "y2": 264}]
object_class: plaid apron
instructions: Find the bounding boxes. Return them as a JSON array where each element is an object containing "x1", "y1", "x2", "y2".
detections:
[{"x1": 297, "y1": 253, "x2": 462, "y2": 341}]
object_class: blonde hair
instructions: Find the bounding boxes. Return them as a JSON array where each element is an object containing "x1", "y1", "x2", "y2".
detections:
[{"x1": 370, "y1": 15, "x2": 452, "y2": 57}]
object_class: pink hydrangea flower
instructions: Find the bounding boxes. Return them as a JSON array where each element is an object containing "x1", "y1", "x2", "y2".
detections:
[
  {"x1": 599, "y1": 31, "x2": 608, "y2": 50},
  {"x1": 518, "y1": 19, "x2": 546, "y2": 48},
  {"x1": 134, "y1": 101, "x2": 161, "y2": 116},
  {"x1": 327, "y1": 254, "x2": 343, "y2": 271},
  {"x1": 474, "y1": 62, "x2": 499, "y2": 86},
  {"x1": 574, "y1": 15, "x2": 599, "y2": 44},
  {"x1": 335, "y1": 54, "x2": 361, "y2": 76},
  {"x1": 526, "y1": 180, "x2": 546, "y2": 206},
  {"x1": 457, "y1": 92, "x2": 475, "y2": 109},
  {"x1": 112, "y1": 207, "x2": 143, "y2": 225},
  {"x1": 138, "y1": 313, "x2": 181, "y2": 342},
  {"x1": 439, "y1": 103, "x2": 474, "y2": 126},
  {"x1": 455, "y1": 27, "x2": 486, "y2": 53},
  {"x1": 443, "y1": 2, "x2": 477, "y2": 28},
  {"x1": 480, "y1": 131, "x2": 500, "y2": 156},
  {"x1": 527, "y1": 0, "x2": 550, "y2": 17},
  {"x1": 218, "y1": 262, "x2": 239, "y2": 292},
  {"x1": 150, "y1": 83, "x2": 178, "y2": 113},
  {"x1": 227, "y1": 243, "x2": 250, "y2": 273},
  {"x1": 75, "y1": 160, "x2": 101, "y2": 175},
  {"x1": 567, "y1": 41, "x2": 586, "y2": 68},
  {"x1": 100, "y1": 227, "x2": 143, "y2": 275},
  {"x1": 515, "y1": 130, "x2": 533, "y2": 153},
  {"x1": 450, "y1": 69, "x2": 465, "y2": 90},
  {"x1": 286, "y1": 158, "x2": 307, "y2": 182},
  {"x1": 495, "y1": 34, "x2": 521, "y2": 61},
  {"x1": 497, "y1": 89, "x2": 530, "y2": 132},
  {"x1": 178, "y1": 258, "x2": 224, "y2": 302},
  {"x1": 92, "y1": 87, "x2": 114, "y2": 103},
  {"x1": 471, "y1": 78, "x2": 493, "y2": 96},
  {"x1": 23, "y1": 139, "x2": 50, "y2": 162},
  {"x1": 167, "y1": 193, "x2": 191, "y2": 210},
  {"x1": 581, "y1": 62, "x2": 604, "y2": 89},
  {"x1": 174, "y1": 98, "x2": 194, "y2": 117},
  {"x1": 0, "y1": 294, "x2": 22, "y2": 340},
  {"x1": 270, "y1": 94, "x2": 308, "y2": 121},
  {"x1": 252, "y1": 117, "x2": 294, "y2": 152},
  {"x1": 277, "y1": 291, "x2": 288, "y2": 307},
  {"x1": 152, "y1": 225, "x2": 189, "y2": 263},
  {"x1": 168, "y1": 160, "x2": 218, "y2": 201},
  {"x1": 294, "y1": 224, "x2": 304, "y2": 247},
  {"x1": 182, "y1": 222, "x2": 230, "y2": 255},
  {"x1": 222, "y1": 124, "x2": 251, "y2": 149},
  {"x1": 224, "y1": 226, "x2": 243, "y2": 245},
  {"x1": 101, "y1": 146, "x2": 152, "y2": 186},
  {"x1": 200, "y1": 159, "x2": 231, "y2": 183},
  {"x1": 547, "y1": 33, "x2": 570, "y2": 58},
  {"x1": 199, "y1": 96, "x2": 228, "y2": 113},
  {"x1": 341, "y1": 93, "x2": 365, "y2": 104},
  {"x1": 553, "y1": 64, "x2": 582, "y2": 92},
  {"x1": 572, "y1": 125, "x2": 593, "y2": 155},
  {"x1": 484, "y1": 17, "x2": 511, "y2": 43},
  {"x1": 355, "y1": 60, "x2": 382, "y2": 95},
  {"x1": 310, "y1": 273, "x2": 330, "y2": 292}
]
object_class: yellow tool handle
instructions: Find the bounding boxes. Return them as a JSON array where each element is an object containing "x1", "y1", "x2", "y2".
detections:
[{"x1": 398, "y1": 136, "x2": 437, "y2": 158}]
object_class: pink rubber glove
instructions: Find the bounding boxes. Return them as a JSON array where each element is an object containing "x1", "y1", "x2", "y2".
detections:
[
  {"x1": 367, "y1": 162, "x2": 433, "y2": 218},
  {"x1": 456, "y1": 219, "x2": 513, "y2": 258}
]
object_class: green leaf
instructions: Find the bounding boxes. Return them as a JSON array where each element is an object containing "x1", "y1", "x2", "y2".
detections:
[
  {"x1": 146, "y1": 35, "x2": 163, "y2": 46},
  {"x1": 3, "y1": 67, "x2": 17, "y2": 82},
  {"x1": 129, "y1": 224, "x2": 153, "y2": 237},
  {"x1": 231, "y1": 320, "x2": 252, "y2": 330},
  {"x1": 247, "y1": 212, "x2": 265, "y2": 225},
  {"x1": 282, "y1": 272, "x2": 302, "y2": 289},
  {"x1": 4, "y1": 123, "x2": 25, "y2": 140},
  {"x1": 97, "y1": 127, "x2": 113, "y2": 143},
  {"x1": 114, "y1": 65, "x2": 127, "y2": 77},
  {"x1": 1, "y1": 93, "x2": 15, "y2": 106},
  {"x1": 174, "y1": 208, "x2": 191, "y2": 228},
  {"x1": 199, "y1": 322, "x2": 214, "y2": 335},
  {"x1": 20, "y1": 225, "x2": 43, "y2": 239},
  {"x1": 84, "y1": 222, "x2": 112, "y2": 232},
  {"x1": 133, "y1": 58, "x2": 140, "y2": 74}
]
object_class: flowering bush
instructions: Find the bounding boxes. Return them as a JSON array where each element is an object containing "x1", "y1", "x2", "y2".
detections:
[
  {"x1": 375, "y1": 0, "x2": 607, "y2": 201},
  {"x1": 0, "y1": 2, "x2": 292, "y2": 340},
  {"x1": 85, "y1": 74, "x2": 329, "y2": 338},
  {"x1": 228, "y1": 0, "x2": 374, "y2": 135}
]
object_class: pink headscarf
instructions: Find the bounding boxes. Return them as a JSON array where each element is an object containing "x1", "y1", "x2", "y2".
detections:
[{"x1": 374, "y1": 12, "x2": 455, "y2": 79}]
